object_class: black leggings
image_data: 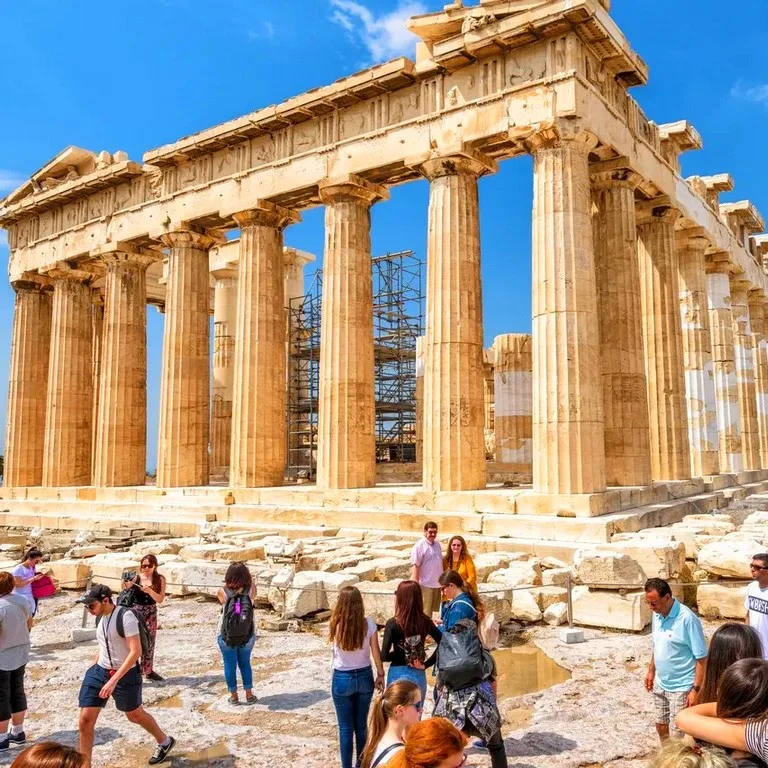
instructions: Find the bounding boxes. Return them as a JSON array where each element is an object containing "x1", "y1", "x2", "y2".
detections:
[
  {"x1": 485, "y1": 729, "x2": 508, "y2": 768},
  {"x1": 0, "y1": 665, "x2": 27, "y2": 721}
]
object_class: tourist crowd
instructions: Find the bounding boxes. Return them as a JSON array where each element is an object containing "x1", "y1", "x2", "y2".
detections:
[{"x1": 0, "y1": 524, "x2": 767, "y2": 766}]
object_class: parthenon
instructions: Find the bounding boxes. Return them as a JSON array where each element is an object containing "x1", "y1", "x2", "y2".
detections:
[{"x1": 3, "y1": 0, "x2": 768, "y2": 541}]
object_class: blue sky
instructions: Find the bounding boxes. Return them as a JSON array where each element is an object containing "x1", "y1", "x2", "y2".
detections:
[{"x1": 1, "y1": 0, "x2": 767, "y2": 466}]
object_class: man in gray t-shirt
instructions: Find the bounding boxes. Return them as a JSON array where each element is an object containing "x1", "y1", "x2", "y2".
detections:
[{"x1": 76, "y1": 584, "x2": 175, "y2": 767}]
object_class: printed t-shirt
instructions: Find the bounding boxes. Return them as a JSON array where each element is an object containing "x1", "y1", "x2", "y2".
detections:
[
  {"x1": 652, "y1": 599, "x2": 707, "y2": 692},
  {"x1": 745, "y1": 581, "x2": 768, "y2": 659}
]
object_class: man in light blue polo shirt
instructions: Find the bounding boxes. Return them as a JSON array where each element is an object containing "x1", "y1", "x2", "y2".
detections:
[{"x1": 643, "y1": 577, "x2": 707, "y2": 741}]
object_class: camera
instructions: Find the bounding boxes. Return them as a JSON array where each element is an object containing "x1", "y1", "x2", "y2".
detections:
[{"x1": 122, "y1": 570, "x2": 138, "y2": 583}]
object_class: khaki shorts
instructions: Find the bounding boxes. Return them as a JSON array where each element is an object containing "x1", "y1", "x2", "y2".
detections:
[
  {"x1": 653, "y1": 684, "x2": 689, "y2": 736},
  {"x1": 421, "y1": 586, "x2": 442, "y2": 618}
]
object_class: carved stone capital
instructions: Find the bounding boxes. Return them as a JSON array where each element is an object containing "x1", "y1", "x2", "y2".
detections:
[
  {"x1": 211, "y1": 266, "x2": 238, "y2": 282},
  {"x1": 674, "y1": 226, "x2": 709, "y2": 251},
  {"x1": 39, "y1": 261, "x2": 95, "y2": 284},
  {"x1": 524, "y1": 125, "x2": 598, "y2": 156},
  {"x1": 92, "y1": 244, "x2": 158, "y2": 272},
  {"x1": 729, "y1": 276, "x2": 753, "y2": 294},
  {"x1": 159, "y1": 228, "x2": 222, "y2": 251},
  {"x1": 232, "y1": 203, "x2": 300, "y2": 230},
  {"x1": 11, "y1": 272, "x2": 54, "y2": 293},
  {"x1": 704, "y1": 252, "x2": 734, "y2": 276},
  {"x1": 318, "y1": 175, "x2": 390, "y2": 206},
  {"x1": 590, "y1": 158, "x2": 642, "y2": 190},
  {"x1": 747, "y1": 288, "x2": 768, "y2": 310},
  {"x1": 411, "y1": 150, "x2": 496, "y2": 182},
  {"x1": 635, "y1": 196, "x2": 681, "y2": 226}
]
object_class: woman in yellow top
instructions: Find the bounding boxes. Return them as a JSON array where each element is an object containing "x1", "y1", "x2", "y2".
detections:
[{"x1": 442, "y1": 536, "x2": 477, "y2": 591}]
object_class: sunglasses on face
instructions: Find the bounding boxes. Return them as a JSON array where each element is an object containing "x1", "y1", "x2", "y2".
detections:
[
  {"x1": 140, "y1": 564, "x2": 153, "y2": 569},
  {"x1": 411, "y1": 699, "x2": 424, "y2": 712}
]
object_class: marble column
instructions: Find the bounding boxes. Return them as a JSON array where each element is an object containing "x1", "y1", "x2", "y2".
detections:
[
  {"x1": 4, "y1": 280, "x2": 52, "y2": 487},
  {"x1": 157, "y1": 229, "x2": 216, "y2": 488},
  {"x1": 636, "y1": 199, "x2": 691, "y2": 481},
  {"x1": 677, "y1": 231, "x2": 720, "y2": 477},
  {"x1": 730, "y1": 278, "x2": 761, "y2": 470},
  {"x1": 91, "y1": 292, "x2": 104, "y2": 479},
  {"x1": 528, "y1": 129, "x2": 605, "y2": 495},
  {"x1": 211, "y1": 267, "x2": 238, "y2": 479},
  {"x1": 416, "y1": 152, "x2": 494, "y2": 491},
  {"x1": 483, "y1": 348, "x2": 495, "y2": 461},
  {"x1": 230, "y1": 206, "x2": 298, "y2": 488},
  {"x1": 415, "y1": 336, "x2": 424, "y2": 465},
  {"x1": 748, "y1": 292, "x2": 768, "y2": 468},
  {"x1": 316, "y1": 176, "x2": 387, "y2": 490},
  {"x1": 493, "y1": 333, "x2": 533, "y2": 470},
  {"x1": 706, "y1": 262, "x2": 743, "y2": 473},
  {"x1": 92, "y1": 251, "x2": 152, "y2": 487},
  {"x1": 591, "y1": 163, "x2": 651, "y2": 487},
  {"x1": 43, "y1": 270, "x2": 94, "y2": 487}
]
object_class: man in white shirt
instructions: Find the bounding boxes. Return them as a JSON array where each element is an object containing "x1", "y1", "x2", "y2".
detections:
[
  {"x1": 76, "y1": 584, "x2": 175, "y2": 767},
  {"x1": 746, "y1": 553, "x2": 768, "y2": 659},
  {"x1": 410, "y1": 522, "x2": 443, "y2": 617}
]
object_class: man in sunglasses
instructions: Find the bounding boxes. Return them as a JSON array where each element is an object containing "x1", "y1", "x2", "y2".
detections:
[
  {"x1": 75, "y1": 584, "x2": 175, "y2": 766},
  {"x1": 746, "y1": 553, "x2": 768, "y2": 659}
]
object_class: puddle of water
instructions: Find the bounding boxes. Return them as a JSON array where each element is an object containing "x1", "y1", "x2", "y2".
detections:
[
  {"x1": 183, "y1": 738, "x2": 231, "y2": 764},
  {"x1": 493, "y1": 645, "x2": 570, "y2": 700},
  {"x1": 154, "y1": 693, "x2": 183, "y2": 708}
]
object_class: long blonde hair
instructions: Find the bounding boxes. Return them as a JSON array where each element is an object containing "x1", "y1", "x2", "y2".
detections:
[
  {"x1": 360, "y1": 681, "x2": 420, "y2": 768},
  {"x1": 329, "y1": 586, "x2": 367, "y2": 652},
  {"x1": 650, "y1": 739, "x2": 735, "y2": 768}
]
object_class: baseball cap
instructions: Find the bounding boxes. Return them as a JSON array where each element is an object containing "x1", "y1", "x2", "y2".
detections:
[{"x1": 75, "y1": 584, "x2": 113, "y2": 605}]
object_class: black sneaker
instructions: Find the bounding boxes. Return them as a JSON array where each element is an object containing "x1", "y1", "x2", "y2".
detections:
[
  {"x1": 146, "y1": 671, "x2": 164, "y2": 682},
  {"x1": 0, "y1": 738, "x2": 8, "y2": 751},
  {"x1": 8, "y1": 731, "x2": 25, "y2": 745},
  {"x1": 148, "y1": 737, "x2": 176, "y2": 765}
]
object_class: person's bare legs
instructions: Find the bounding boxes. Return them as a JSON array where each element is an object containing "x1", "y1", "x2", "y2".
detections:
[
  {"x1": 79, "y1": 707, "x2": 101, "y2": 768},
  {"x1": 11, "y1": 711, "x2": 25, "y2": 728},
  {"x1": 125, "y1": 706, "x2": 167, "y2": 743},
  {"x1": 656, "y1": 723, "x2": 670, "y2": 741}
]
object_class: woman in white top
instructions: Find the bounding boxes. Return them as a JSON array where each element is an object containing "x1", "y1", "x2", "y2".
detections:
[
  {"x1": 329, "y1": 586, "x2": 385, "y2": 768},
  {"x1": 12, "y1": 549, "x2": 43, "y2": 617},
  {"x1": 360, "y1": 680, "x2": 422, "y2": 768}
]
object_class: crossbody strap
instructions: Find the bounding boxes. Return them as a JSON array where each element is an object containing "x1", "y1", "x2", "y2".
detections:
[{"x1": 371, "y1": 743, "x2": 405, "y2": 768}]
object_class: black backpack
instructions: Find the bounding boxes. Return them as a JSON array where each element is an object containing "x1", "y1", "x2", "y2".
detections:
[
  {"x1": 115, "y1": 606, "x2": 151, "y2": 662},
  {"x1": 436, "y1": 620, "x2": 485, "y2": 690},
  {"x1": 220, "y1": 590, "x2": 254, "y2": 648}
]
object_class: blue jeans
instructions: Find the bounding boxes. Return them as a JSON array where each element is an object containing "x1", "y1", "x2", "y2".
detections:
[
  {"x1": 331, "y1": 667, "x2": 374, "y2": 768},
  {"x1": 217, "y1": 634, "x2": 255, "y2": 692},
  {"x1": 387, "y1": 665, "x2": 427, "y2": 706}
]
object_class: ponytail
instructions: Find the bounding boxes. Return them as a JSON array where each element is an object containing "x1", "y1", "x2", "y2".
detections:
[{"x1": 360, "y1": 681, "x2": 420, "y2": 768}]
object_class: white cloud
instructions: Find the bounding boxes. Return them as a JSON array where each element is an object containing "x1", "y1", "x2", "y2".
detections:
[
  {"x1": 329, "y1": 0, "x2": 426, "y2": 63},
  {"x1": 0, "y1": 170, "x2": 25, "y2": 194},
  {"x1": 247, "y1": 21, "x2": 276, "y2": 41},
  {"x1": 731, "y1": 80, "x2": 768, "y2": 107}
]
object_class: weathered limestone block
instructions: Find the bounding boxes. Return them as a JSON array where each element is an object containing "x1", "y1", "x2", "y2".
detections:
[
  {"x1": 358, "y1": 580, "x2": 399, "y2": 624},
  {"x1": 473, "y1": 553, "x2": 513, "y2": 582},
  {"x1": 697, "y1": 539, "x2": 763, "y2": 578},
  {"x1": 477, "y1": 584, "x2": 514, "y2": 623},
  {"x1": 45, "y1": 559, "x2": 92, "y2": 590},
  {"x1": 87, "y1": 554, "x2": 141, "y2": 591},
  {"x1": 595, "y1": 540, "x2": 686, "y2": 580},
  {"x1": 493, "y1": 333, "x2": 533, "y2": 469},
  {"x1": 544, "y1": 602, "x2": 568, "y2": 626},
  {"x1": 486, "y1": 561, "x2": 542, "y2": 588},
  {"x1": 572, "y1": 587, "x2": 651, "y2": 631},
  {"x1": 130, "y1": 540, "x2": 188, "y2": 557},
  {"x1": 263, "y1": 538, "x2": 303, "y2": 560},
  {"x1": 283, "y1": 571, "x2": 327, "y2": 618},
  {"x1": 68, "y1": 545, "x2": 109, "y2": 559},
  {"x1": 744, "y1": 512, "x2": 768, "y2": 527},
  {"x1": 542, "y1": 567, "x2": 575, "y2": 587},
  {"x1": 574, "y1": 551, "x2": 645, "y2": 587},
  {"x1": 697, "y1": 582, "x2": 748, "y2": 619},
  {"x1": 510, "y1": 590, "x2": 542, "y2": 622},
  {"x1": 531, "y1": 586, "x2": 568, "y2": 611},
  {"x1": 178, "y1": 543, "x2": 261, "y2": 563},
  {"x1": 161, "y1": 560, "x2": 231, "y2": 597},
  {"x1": 371, "y1": 557, "x2": 411, "y2": 582}
]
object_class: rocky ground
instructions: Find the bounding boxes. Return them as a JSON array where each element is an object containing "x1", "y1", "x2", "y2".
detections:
[{"x1": 12, "y1": 591, "x2": 720, "y2": 768}]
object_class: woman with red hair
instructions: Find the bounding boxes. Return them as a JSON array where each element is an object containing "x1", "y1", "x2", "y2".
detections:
[
  {"x1": 381, "y1": 581, "x2": 441, "y2": 704},
  {"x1": 387, "y1": 717, "x2": 467, "y2": 768}
]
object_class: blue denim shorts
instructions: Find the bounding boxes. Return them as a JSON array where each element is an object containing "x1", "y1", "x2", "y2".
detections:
[{"x1": 78, "y1": 664, "x2": 142, "y2": 712}]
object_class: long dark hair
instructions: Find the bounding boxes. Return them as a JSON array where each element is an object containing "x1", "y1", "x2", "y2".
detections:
[
  {"x1": 443, "y1": 536, "x2": 469, "y2": 571},
  {"x1": 21, "y1": 548, "x2": 42, "y2": 565},
  {"x1": 224, "y1": 562, "x2": 252, "y2": 593},
  {"x1": 717, "y1": 658, "x2": 768, "y2": 719},
  {"x1": 140, "y1": 554, "x2": 163, "y2": 593},
  {"x1": 699, "y1": 623, "x2": 763, "y2": 704},
  {"x1": 438, "y1": 569, "x2": 485, "y2": 623},
  {"x1": 394, "y1": 580, "x2": 430, "y2": 638},
  {"x1": 329, "y1": 586, "x2": 367, "y2": 652}
]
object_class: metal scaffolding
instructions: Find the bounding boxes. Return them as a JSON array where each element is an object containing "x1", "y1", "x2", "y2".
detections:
[{"x1": 286, "y1": 250, "x2": 424, "y2": 481}]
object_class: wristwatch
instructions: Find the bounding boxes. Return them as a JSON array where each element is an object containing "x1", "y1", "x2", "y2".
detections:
[{"x1": 691, "y1": 685, "x2": 700, "y2": 692}]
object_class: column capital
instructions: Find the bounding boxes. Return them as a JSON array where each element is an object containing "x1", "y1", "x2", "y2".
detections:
[
  {"x1": 674, "y1": 226, "x2": 710, "y2": 250},
  {"x1": 729, "y1": 276, "x2": 753, "y2": 294},
  {"x1": 211, "y1": 266, "x2": 238, "y2": 282},
  {"x1": 89, "y1": 242, "x2": 160, "y2": 269},
  {"x1": 232, "y1": 203, "x2": 300, "y2": 230},
  {"x1": 11, "y1": 272, "x2": 53, "y2": 293},
  {"x1": 39, "y1": 261, "x2": 95, "y2": 284},
  {"x1": 589, "y1": 157, "x2": 641, "y2": 190},
  {"x1": 636, "y1": 196, "x2": 681, "y2": 226},
  {"x1": 525, "y1": 125, "x2": 598, "y2": 155},
  {"x1": 318, "y1": 174, "x2": 390, "y2": 206},
  {"x1": 747, "y1": 288, "x2": 768, "y2": 310},
  {"x1": 283, "y1": 246, "x2": 316, "y2": 271},
  {"x1": 159, "y1": 227, "x2": 223, "y2": 251},
  {"x1": 408, "y1": 149, "x2": 496, "y2": 182},
  {"x1": 704, "y1": 256, "x2": 734, "y2": 276}
]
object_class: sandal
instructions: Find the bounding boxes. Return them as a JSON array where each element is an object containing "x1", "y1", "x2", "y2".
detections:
[
  {"x1": 243, "y1": 695, "x2": 258, "y2": 705},
  {"x1": 229, "y1": 694, "x2": 239, "y2": 705}
]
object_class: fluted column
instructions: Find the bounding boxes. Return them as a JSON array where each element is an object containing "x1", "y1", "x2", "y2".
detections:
[
  {"x1": 637, "y1": 199, "x2": 690, "y2": 481},
  {"x1": 316, "y1": 176, "x2": 387, "y2": 489},
  {"x1": 211, "y1": 267, "x2": 238, "y2": 478},
  {"x1": 591, "y1": 164, "x2": 651, "y2": 487},
  {"x1": 731, "y1": 278, "x2": 761, "y2": 470},
  {"x1": 416, "y1": 152, "x2": 494, "y2": 492},
  {"x1": 230, "y1": 205, "x2": 298, "y2": 488},
  {"x1": 677, "y1": 231, "x2": 719, "y2": 477},
  {"x1": 493, "y1": 333, "x2": 532, "y2": 469},
  {"x1": 157, "y1": 229, "x2": 217, "y2": 488},
  {"x1": 748, "y1": 292, "x2": 768, "y2": 468},
  {"x1": 93, "y1": 251, "x2": 153, "y2": 487},
  {"x1": 483, "y1": 349, "x2": 495, "y2": 461},
  {"x1": 43, "y1": 270, "x2": 94, "y2": 486},
  {"x1": 4, "y1": 280, "x2": 52, "y2": 487},
  {"x1": 91, "y1": 292, "x2": 104, "y2": 479},
  {"x1": 706, "y1": 262, "x2": 742, "y2": 472},
  {"x1": 528, "y1": 129, "x2": 605, "y2": 495},
  {"x1": 415, "y1": 336, "x2": 424, "y2": 465}
]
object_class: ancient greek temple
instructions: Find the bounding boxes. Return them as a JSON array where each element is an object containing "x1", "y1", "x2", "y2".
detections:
[{"x1": 3, "y1": 0, "x2": 768, "y2": 534}]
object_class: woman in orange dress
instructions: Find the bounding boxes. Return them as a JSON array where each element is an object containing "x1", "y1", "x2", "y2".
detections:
[{"x1": 442, "y1": 536, "x2": 477, "y2": 591}]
